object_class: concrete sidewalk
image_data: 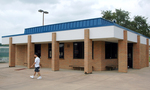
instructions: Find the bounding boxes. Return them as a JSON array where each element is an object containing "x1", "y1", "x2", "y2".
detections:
[{"x1": 0, "y1": 63, "x2": 150, "y2": 90}]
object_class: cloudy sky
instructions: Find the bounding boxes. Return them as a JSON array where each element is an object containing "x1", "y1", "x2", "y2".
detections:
[{"x1": 0, "y1": 0, "x2": 150, "y2": 43}]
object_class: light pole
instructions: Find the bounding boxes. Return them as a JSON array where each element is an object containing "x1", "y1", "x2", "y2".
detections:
[{"x1": 38, "y1": 9, "x2": 49, "y2": 26}]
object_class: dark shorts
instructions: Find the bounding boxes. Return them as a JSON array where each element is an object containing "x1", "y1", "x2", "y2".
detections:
[{"x1": 34, "y1": 67, "x2": 40, "y2": 72}]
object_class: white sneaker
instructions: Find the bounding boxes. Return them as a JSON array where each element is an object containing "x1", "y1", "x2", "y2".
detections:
[
  {"x1": 37, "y1": 76, "x2": 42, "y2": 79},
  {"x1": 30, "y1": 75, "x2": 34, "y2": 79}
]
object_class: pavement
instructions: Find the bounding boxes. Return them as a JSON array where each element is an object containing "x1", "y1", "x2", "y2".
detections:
[{"x1": 1, "y1": 63, "x2": 150, "y2": 90}]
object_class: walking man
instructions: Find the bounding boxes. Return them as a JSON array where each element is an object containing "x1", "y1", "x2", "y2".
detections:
[{"x1": 30, "y1": 53, "x2": 42, "y2": 79}]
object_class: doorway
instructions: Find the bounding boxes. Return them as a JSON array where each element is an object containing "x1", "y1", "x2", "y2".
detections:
[
  {"x1": 128, "y1": 43, "x2": 133, "y2": 68},
  {"x1": 35, "y1": 44, "x2": 41, "y2": 58}
]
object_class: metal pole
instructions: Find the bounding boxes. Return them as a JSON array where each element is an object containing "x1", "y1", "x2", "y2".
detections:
[
  {"x1": 38, "y1": 9, "x2": 48, "y2": 26},
  {"x1": 43, "y1": 12, "x2": 44, "y2": 26}
]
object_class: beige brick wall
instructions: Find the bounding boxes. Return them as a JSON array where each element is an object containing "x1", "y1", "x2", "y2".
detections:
[
  {"x1": 60, "y1": 43, "x2": 74, "y2": 69},
  {"x1": 133, "y1": 35, "x2": 148, "y2": 69},
  {"x1": 15, "y1": 45, "x2": 27, "y2": 66},
  {"x1": 40, "y1": 44, "x2": 51, "y2": 68},
  {"x1": 118, "y1": 30, "x2": 128, "y2": 73},
  {"x1": 140, "y1": 44, "x2": 147, "y2": 68},
  {"x1": 133, "y1": 35, "x2": 141, "y2": 69},
  {"x1": 40, "y1": 43, "x2": 83, "y2": 70},
  {"x1": 40, "y1": 41, "x2": 118, "y2": 71},
  {"x1": 52, "y1": 33, "x2": 59, "y2": 71},
  {"x1": 91, "y1": 41, "x2": 103, "y2": 71},
  {"x1": 27, "y1": 35, "x2": 35, "y2": 69},
  {"x1": 84, "y1": 29, "x2": 92, "y2": 73},
  {"x1": 92, "y1": 41, "x2": 118, "y2": 71},
  {"x1": 14, "y1": 36, "x2": 148, "y2": 71},
  {"x1": 146, "y1": 39, "x2": 149, "y2": 67},
  {"x1": 9, "y1": 37, "x2": 15, "y2": 67},
  {"x1": 15, "y1": 41, "x2": 119, "y2": 71}
]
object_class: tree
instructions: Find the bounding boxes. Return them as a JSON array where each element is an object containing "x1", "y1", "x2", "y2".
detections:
[
  {"x1": 101, "y1": 10, "x2": 115, "y2": 21},
  {"x1": 102, "y1": 9, "x2": 130, "y2": 27},
  {"x1": 133, "y1": 16, "x2": 149, "y2": 37},
  {"x1": 101, "y1": 9, "x2": 150, "y2": 37}
]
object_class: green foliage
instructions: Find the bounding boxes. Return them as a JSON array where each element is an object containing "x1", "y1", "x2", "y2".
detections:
[
  {"x1": 0, "y1": 43, "x2": 9, "y2": 46},
  {"x1": 101, "y1": 9, "x2": 150, "y2": 37}
]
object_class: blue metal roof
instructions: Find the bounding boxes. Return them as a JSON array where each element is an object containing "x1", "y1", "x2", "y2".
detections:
[
  {"x1": 2, "y1": 17, "x2": 150, "y2": 39},
  {"x1": 24, "y1": 18, "x2": 114, "y2": 34}
]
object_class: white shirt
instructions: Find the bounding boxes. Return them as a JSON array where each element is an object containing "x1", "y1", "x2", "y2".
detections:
[{"x1": 35, "y1": 57, "x2": 40, "y2": 67}]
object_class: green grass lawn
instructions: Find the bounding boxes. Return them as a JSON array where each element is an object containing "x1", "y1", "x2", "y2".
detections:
[{"x1": 149, "y1": 57, "x2": 150, "y2": 62}]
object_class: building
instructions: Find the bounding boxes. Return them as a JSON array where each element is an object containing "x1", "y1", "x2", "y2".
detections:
[
  {"x1": 2, "y1": 18, "x2": 150, "y2": 74},
  {"x1": 0, "y1": 44, "x2": 9, "y2": 62}
]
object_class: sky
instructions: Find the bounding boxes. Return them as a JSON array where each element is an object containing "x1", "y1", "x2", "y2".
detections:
[{"x1": 0, "y1": 0, "x2": 150, "y2": 43}]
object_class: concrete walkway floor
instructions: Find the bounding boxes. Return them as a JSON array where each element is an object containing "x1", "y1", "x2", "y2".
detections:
[{"x1": 0, "y1": 63, "x2": 150, "y2": 90}]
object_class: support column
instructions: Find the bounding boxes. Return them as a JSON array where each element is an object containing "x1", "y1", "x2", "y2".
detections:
[
  {"x1": 52, "y1": 33, "x2": 59, "y2": 71},
  {"x1": 133, "y1": 35, "x2": 141, "y2": 69},
  {"x1": 9, "y1": 37, "x2": 15, "y2": 67},
  {"x1": 146, "y1": 39, "x2": 149, "y2": 67},
  {"x1": 84, "y1": 29, "x2": 92, "y2": 74},
  {"x1": 27, "y1": 35, "x2": 34, "y2": 69},
  {"x1": 118, "y1": 30, "x2": 127, "y2": 73}
]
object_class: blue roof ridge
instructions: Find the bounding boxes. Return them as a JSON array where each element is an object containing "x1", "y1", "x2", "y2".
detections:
[{"x1": 24, "y1": 17, "x2": 107, "y2": 29}]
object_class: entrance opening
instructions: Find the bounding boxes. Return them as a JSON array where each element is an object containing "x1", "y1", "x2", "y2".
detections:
[
  {"x1": 128, "y1": 43, "x2": 133, "y2": 68},
  {"x1": 35, "y1": 44, "x2": 41, "y2": 58}
]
